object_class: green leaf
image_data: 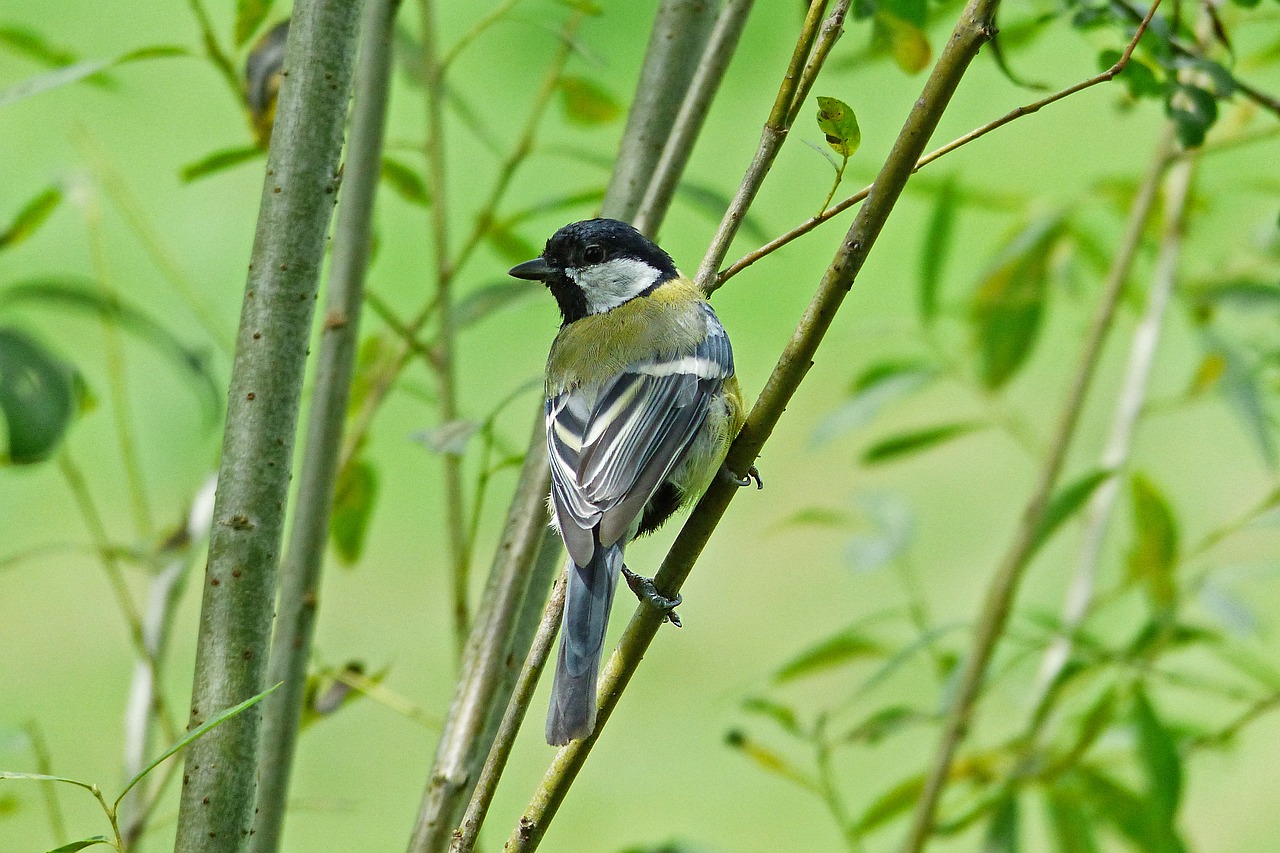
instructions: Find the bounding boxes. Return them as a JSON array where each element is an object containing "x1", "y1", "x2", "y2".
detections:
[
  {"x1": 180, "y1": 146, "x2": 264, "y2": 182},
  {"x1": 982, "y1": 793, "x2": 1020, "y2": 853},
  {"x1": 0, "y1": 46, "x2": 186, "y2": 109},
  {"x1": 1042, "y1": 779, "x2": 1101, "y2": 853},
  {"x1": 1208, "y1": 336, "x2": 1277, "y2": 467},
  {"x1": 380, "y1": 157, "x2": 431, "y2": 207},
  {"x1": 842, "y1": 705, "x2": 926, "y2": 745},
  {"x1": 815, "y1": 96, "x2": 861, "y2": 158},
  {"x1": 1186, "y1": 352, "x2": 1226, "y2": 396},
  {"x1": 674, "y1": 181, "x2": 770, "y2": 243},
  {"x1": 454, "y1": 281, "x2": 540, "y2": 329},
  {"x1": 874, "y1": 12, "x2": 932, "y2": 74},
  {"x1": 0, "y1": 185, "x2": 62, "y2": 250},
  {"x1": 0, "y1": 279, "x2": 221, "y2": 421},
  {"x1": 723, "y1": 730, "x2": 818, "y2": 791},
  {"x1": 773, "y1": 506, "x2": 852, "y2": 530},
  {"x1": 558, "y1": 76, "x2": 621, "y2": 125},
  {"x1": 414, "y1": 419, "x2": 480, "y2": 456},
  {"x1": 1165, "y1": 83, "x2": 1219, "y2": 149},
  {"x1": 47, "y1": 838, "x2": 111, "y2": 853},
  {"x1": 485, "y1": 223, "x2": 540, "y2": 267},
  {"x1": 0, "y1": 327, "x2": 79, "y2": 465},
  {"x1": 970, "y1": 214, "x2": 1066, "y2": 390},
  {"x1": 1127, "y1": 474, "x2": 1179, "y2": 613},
  {"x1": 114, "y1": 682, "x2": 281, "y2": 810},
  {"x1": 331, "y1": 459, "x2": 378, "y2": 566},
  {"x1": 1193, "y1": 279, "x2": 1280, "y2": 311},
  {"x1": 813, "y1": 360, "x2": 937, "y2": 446},
  {"x1": 861, "y1": 421, "x2": 983, "y2": 465},
  {"x1": 1066, "y1": 686, "x2": 1117, "y2": 761},
  {"x1": 1132, "y1": 687, "x2": 1182, "y2": 821},
  {"x1": 0, "y1": 770, "x2": 96, "y2": 792},
  {"x1": 1099, "y1": 49, "x2": 1162, "y2": 99},
  {"x1": 919, "y1": 178, "x2": 958, "y2": 324},
  {"x1": 0, "y1": 26, "x2": 77, "y2": 68},
  {"x1": 853, "y1": 773, "x2": 925, "y2": 834},
  {"x1": 1075, "y1": 766, "x2": 1186, "y2": 853},
  {"x1": 1031, "y1": 469, "x2": 1113, "y2": 553},
  {"x1": 234, "y1": 0, "x2": 275, "y2": 46},
  {"x1": 844, "y1": 492, "x2": 915, "y2": 572},
  {"x1": 740, "y1": 696, "x2": 804, "y2": 737},
  {"x1": 774, "y1": 628, "x2": 885, "y2": 683}
]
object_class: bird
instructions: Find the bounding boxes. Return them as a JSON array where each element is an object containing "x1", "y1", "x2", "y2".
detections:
[{"x1": 510, "y1": 218, "x2": 753, "y2": 746}]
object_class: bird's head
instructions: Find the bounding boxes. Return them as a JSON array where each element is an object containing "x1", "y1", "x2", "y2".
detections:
[{"x1": 509, "y1": 218, "x2": 679, "y2": 325}]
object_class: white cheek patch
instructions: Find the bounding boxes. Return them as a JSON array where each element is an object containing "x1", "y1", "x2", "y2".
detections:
[{"x1": 567, "y1": 258, "x2": 662, "y2": 315}]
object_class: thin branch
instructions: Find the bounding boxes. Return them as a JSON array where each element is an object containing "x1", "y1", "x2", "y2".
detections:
[
  {"x1": 1031, "y1": 149, "x2": 1196, "y2": 705},
  {"x1": 600, "y1": 0, "x2": 721, "y2": 224},
  {"x1": 714, "y1": 0, "x2": 1164, "y2": 288},
  {"x1": 632, "y1": 0, "x2": 757, "y2": 237},
  {"x1": 439, "y1": 0, "x2": 524, "y2": 72},
  {"x1": 897, "y1": 126, "x2": 1177, "y2": 853},
  {"x1": 506, "y1": 0, "x2": 1005, "y2": 845},
  {"x1": 173, "y1": 0, "x2": 365, "y2": 846},
  {"x1": 693, "y1": 0, "x2": 846, "y2": 290},
  {"x1": 451, "y1": 570, "x2": 566, "y2": 853},
  {"x1": 250, "y1": 2, "x2": 402, "y2": 851}
]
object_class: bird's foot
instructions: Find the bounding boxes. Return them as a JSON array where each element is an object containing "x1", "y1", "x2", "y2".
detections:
[
  {"x1": 719, "y1": 462, "x2": 763, "y2": 489},
  {"x1": 622, "y1": 565, "x2": 682, "y2": 628}
]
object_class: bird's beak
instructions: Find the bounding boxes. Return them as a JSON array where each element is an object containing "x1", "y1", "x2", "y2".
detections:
[{"x1": 509, "y1": 257, "x2": 552, "y2": 281}]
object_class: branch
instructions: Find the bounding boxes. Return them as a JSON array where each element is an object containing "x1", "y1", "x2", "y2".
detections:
[
  {"x1": 249, "y1": 2, "x2": 401, "y2": 851},
  {"x1": 896, "y1": 125, "x2": 1177, "y2": 853},
  {"x1": 506, "y1": 0, "x2": 1005, "y2": 845},
  {"x1": 692, "y1": 0, "x2": 848, "y2": 290},
  {"x1": 600, "y1": 0, "x2": 721, "y2": 224},
  {"x1": 715, "y1": 0, "x2": 1164, "y2": 288},
  {"x1": 172, "y1": 0, "x2": 364, "y2": 847},
  {"x1": 632, "y1": 0, "x2": 757, "y2": 237}
]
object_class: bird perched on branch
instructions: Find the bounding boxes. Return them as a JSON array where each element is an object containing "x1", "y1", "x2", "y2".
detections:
[{"x1": 510, "y1": 218, "x2": 755, "y2": 746}]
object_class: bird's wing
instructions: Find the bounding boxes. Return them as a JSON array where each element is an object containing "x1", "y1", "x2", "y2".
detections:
[{"x1": 547, "y1": 307, "x2": 734, "y2": 564}]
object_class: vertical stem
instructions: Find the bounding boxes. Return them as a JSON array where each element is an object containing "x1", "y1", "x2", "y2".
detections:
[
  {"x1": 417, "y1": 0, "x2": 472, "y2": 659},
  {"x1": 173, "y1": 1, "x2": 364, "y2": 848},
  {"x1": 248, "y1": 2, "x2": 401, "y2": 851},
  {"x1": 1032, "y1": 152, "x2": 1196, "y2": 703},
  {"x1": 897, "y1": 128, "x2": 1175, "y2": 853}
]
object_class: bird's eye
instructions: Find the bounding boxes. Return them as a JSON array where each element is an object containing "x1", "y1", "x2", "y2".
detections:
[{"x1": 583, "y1": 244, "x2": 606, "y2": 265}]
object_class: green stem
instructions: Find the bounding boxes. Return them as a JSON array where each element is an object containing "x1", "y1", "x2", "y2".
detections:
[
  {"x1": 172, "y1": 1, "x2": 365, "y2": 847},
  {"x1": 249, "y1": 2, "x2": 401, "y2": 851}
]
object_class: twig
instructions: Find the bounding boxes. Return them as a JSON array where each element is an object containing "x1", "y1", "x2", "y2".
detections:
[
  {"x1": 506, "y1": 0, "x2": 1005, "y2": 845},
  {"x1": 439, "y1": 0, "x2": 524, "y2": 72},
  {"x1": 600, "y1": 0, "x2": 721, "y2": 224},
  {"x1": 451, "y1": 570, "x2": 566, "y2": 853},
  {"x1": 21, "y1": 721, "x2": 68, "y2": 845},
  {"x1": 173, "y1": 0, "x2": 365, "y2": 846},
  {"x1": 1031, "y1": 147, "x2": 1196, "y2": 705},
  {"x1": 249, "y1": 2, "x2": 402, "y2": 851},
  {"x1": 896, "y1": 125, "x2": 1176, "y2": 853},
  {"x1": 693, "y1": 0, "x2": 846, "y2": 290},
  {"x1": 714, "y1": 0, "x2": 1164, "y2": 289},
  {"x1": 632, "y1": 0, "x2": 757, "y2": 237}
]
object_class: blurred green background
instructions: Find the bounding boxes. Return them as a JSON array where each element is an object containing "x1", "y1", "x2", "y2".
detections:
[{"x1": 3, "y1": 1, "x2": 1280, "y2": 851}]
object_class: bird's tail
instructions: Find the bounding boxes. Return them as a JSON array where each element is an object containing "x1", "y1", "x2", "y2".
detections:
[{"x1": 546, "y1": 543, "x2": 622, "y2": 746}]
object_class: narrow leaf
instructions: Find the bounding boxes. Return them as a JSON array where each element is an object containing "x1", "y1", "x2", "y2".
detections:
[
  {"x1": 854, "y1": 773, "x2": 925, "y2": 834},
  {"x1": 773, "y1": 506, "x2": 852, "y2": 530},
  {"x1": 674, "y1": 182, "x2": 770, "y2": 243},
  {"x1": 0, "y1": 46, "x2": 185, "y2": 109},
  {"x1": 1132, "y1": 687, "x2": 1182, "y2": 821},
  {"x1": 1165, "y1": 84, "x2": 1219, "y2": 149},
  {"x1": 861, "y1": 421, "x2": 983, "y2": 465},
  {"x1": 1209, "y1": 336, "x2": 1277, "y2": 467},
  {"x1": 816, "y1": 96, "x2": 861, "y2": 158},
  {"x1": 0, "y1": 327, "x2": 78, "y2": 464},
  {"x1": 558, "y1": 76, "x2": 621, "y2": 125},
  {"x1": 1127, "y1": 474, "x2": 1179, "y2": 613},
  {"x1": 0, "y1": 26, "x2": 77, "y2": 67},
  {"x1": 0, "y1": 186, "x2": 62, "y2": 250},
  {"x1": 1075, "y1": 766, "x2": 1186, "y2": 853},
  {"x1": 970, "y1": 214, "x2": 1067, "y2": 390},
  {"x1": 180, "y1": 146, "x2": 264, "y2": 182},
  {"x1": 740, "y1": 696, "x2": 804, "y2": 737},
  {"x1": 331, "y1": 459, "x2": 378, "y2": 566},
  {"x1": 844, "y1": 492, "x2": 915, "y2": 573},
  {"x1": 47, "y1": 838, "x2": 111, "y2": 853},
  {"x1": 0, "y1": 770, "x2": 96, "y2": 792},
  {"x1": 723, "y1": 730, "x2": 818, "y2": 791},
  {"x1": 813, "y1": 360, "x2": 937, "y2": 446},
  {"x1": 414, "y1": 419, "x2": 480, "y2": 456},
  {"x1": 874, "y1": 12, "x2": 931, "y2": 74},
  {"x1": 1031, "y1": 469, "x2": 1113, "y2": 553},
  {"x1": 919, "y1": 177, "x2": 958, "y2": 324},
  {"x1": 380, "y1": 156, "x2": 431, "y2": 207},
  {"x1": 454, "y1": 282, "x2": 539, "y2": 329},
  {"x1": 114, "y1": 682, "x2": 281, "y2": 809},
  {"x1": 774, "y1": 628, "x2": 885, "y2": 683},
  {"x1": 842, "y1": 705, "x2": 926, "y2": 745},
  {"x1": 1042, "y1": 780, "x2": 1101, "y2": 853},
  {"x1": 982, "y1": 793, "x2": 1020, "y2": 853},
  {"x1": 234, "y1": 0, "x2": 275, "y2": 46}
]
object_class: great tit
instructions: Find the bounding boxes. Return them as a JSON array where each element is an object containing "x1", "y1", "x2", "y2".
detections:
[{"x1": 510, "y1": 218, "x2": 747, "y2": 745}]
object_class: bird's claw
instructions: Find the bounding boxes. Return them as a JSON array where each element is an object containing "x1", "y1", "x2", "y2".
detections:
[
  {"x1": 622, "y1": 566, "x2": 682, "y2": 627},
  {"x1": 720, "y1": 463, "x2": 763, "y2": 489}
]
